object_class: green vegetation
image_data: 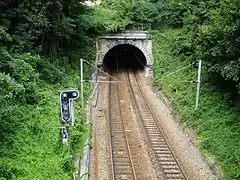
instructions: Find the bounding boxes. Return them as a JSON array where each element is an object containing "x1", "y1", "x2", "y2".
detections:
[
  {"x1": 153, "y1": 0, "x2": 240, "y2": 94},
  {"x1": 0, "y1": 0, "x2": 94, "y2": 179},
  {"x1": 150, "y1": 0, "x2": 240, "y2": 179},
  {"x1": 91, "y1": 1, "x2": 240, "y2": 178},
  {"x1": 152, "y1": 29, "x2": 240, "y2": 179},
  {"x1": 95, "y1": 0, "x2": 240, "y2": 179},
  {"x1": 81, "y1": 0, "x2": 158, "y2": 33},
  {"x1": 1, "y1": 0, "x2": 240, "y2": 179},
  {"x1": 0, "y1": 59, "x2": 89, "y2": 179}
]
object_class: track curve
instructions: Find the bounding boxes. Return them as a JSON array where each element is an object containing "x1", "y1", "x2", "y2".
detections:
[
  {"x1": 128, "y1": 71, "x2": 187, "y2": 180},
  {"x1": 108, "y1": 71, "x2": 187, "y2": 180},
  {"x1": 109, "y1": 72, "x2": 136, "y2": 180}
]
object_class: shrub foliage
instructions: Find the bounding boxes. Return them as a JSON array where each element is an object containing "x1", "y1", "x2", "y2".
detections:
[{"x1": 153, "y1": 0, "x2": 240, "y2": 94}]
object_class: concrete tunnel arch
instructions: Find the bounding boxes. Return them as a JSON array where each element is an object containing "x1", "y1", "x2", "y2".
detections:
[{"x1": 102, "y1": 43, "x2": 148, "y2": 72}]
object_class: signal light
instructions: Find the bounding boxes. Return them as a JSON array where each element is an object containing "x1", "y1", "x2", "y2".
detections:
[{"x1": 60, "y1": 90, "x2": 79, "y2": 123}]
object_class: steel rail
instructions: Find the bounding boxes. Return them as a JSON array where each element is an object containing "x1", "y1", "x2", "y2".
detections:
[
  {"x1": 127, "y1": 71, "x2": 187, "y2": 180},
  {"x1": 108, "y1": 75, "x2": 115, "y2": 180},
  {"x1": 116, "y1": 73, "x2": 137, "y2": 180},
  {"x1": 108, "y1": 73, "x2": 136, "y2": 180}
]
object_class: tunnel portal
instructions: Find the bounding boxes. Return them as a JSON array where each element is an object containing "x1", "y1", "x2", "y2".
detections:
[{"x1": 103, "y1": 44, "x2": 147, "y2": 72}]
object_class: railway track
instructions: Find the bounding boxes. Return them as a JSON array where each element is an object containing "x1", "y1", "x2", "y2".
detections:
[
  {"x1": 127, "y1": 72, "x2": 187, "y2": 180},
  {"x1": 108, "y1": 71, "x2": 186, "y2": 180},
  {"x1": 108, "y1": 73, "x2": 136, "y2": 180}
]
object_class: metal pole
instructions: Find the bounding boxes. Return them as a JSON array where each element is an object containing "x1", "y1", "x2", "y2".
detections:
[
  {"x1": 71, "y1": 100, "x2": 74, "y2": 126},
  {"x1": 195, "y1": 60, "x2": 202, "y2": 111},
  {"x1": 80, "y1": 59, "x2": 84, "y2": 124}
]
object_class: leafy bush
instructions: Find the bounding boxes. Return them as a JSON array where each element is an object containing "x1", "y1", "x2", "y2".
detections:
[
  {"x1": 155, "y1": 0, "x2": 240, "y2": 95},
  {"x1": 38, "y1": 61, "x2": 65, "y2": 84},
  {"x1": 0, "y1": 50, "x2": 39, "y2": 104},
  {"x1": 154, "y1": 1, "x2": 187, "y2": 28},
  {"x1": 0, "y1": 73, "x2": 25, "y2": 103},
  {"x1": 78, "y1": 4, "x2": 132, "y2": 33},
  {"x1": 0, "y1": 1, "x2": 93, "y2": 179},
  {"x1": 0, "y1": 26, "x2": 12, "y2": 42},
  {"x1": 79, "y1": 0, "x2": 160, "y2": 33},
  {"x1": 17, "y1": 53, "x2": 66, "y2": 84},
  {"x1": 151, "y1": 28, "x2": 240, "y2": 180},
  {"x1": 194, "y1": 3, "x2": 240, "y2": 92}
]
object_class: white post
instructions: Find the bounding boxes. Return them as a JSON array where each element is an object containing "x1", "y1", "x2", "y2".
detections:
[
  {"x1": 145, "y1": 67, "x2": 149, "y2": 77},
  {"x1": 71, "y1": 100, "x2": 74, "y2": 126},
  {"x1": 195, "y1": 60, "x2": 202, "y2": 111},
  {"x1": 73, "y1": 173, "x2": 76, "y2": 180},
  {"x1": 80, "y1": 59, "x2": 84, "y2": 124}
]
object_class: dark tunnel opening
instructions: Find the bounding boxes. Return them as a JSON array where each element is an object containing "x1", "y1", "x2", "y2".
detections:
[{"x1": 103, "y1": 44, "x2": 147, "y2": 72}]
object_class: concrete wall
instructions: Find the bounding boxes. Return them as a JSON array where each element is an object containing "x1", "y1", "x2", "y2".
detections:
[{"x1": 96, "y1": 31, "x2": 154, "y2": 70}]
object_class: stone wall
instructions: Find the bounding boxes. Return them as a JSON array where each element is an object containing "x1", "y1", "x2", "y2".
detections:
[{"x1": 96, "y1": 31, "x2": 154, "y2": 71}]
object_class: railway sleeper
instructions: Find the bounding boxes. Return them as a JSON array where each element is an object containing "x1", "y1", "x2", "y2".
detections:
[
  {"x1": 145, "y1": 128, "x2": 159, "y2": 132},
  {"x1": 148, "y1": 134, "x2": 163, "y2": 137},
  {"x1": 111, "y1": 131, "x2": 125, "y2": 134},
  {"x1": 140, "y1": 116, "x2": 154, "y2": 119},
  {"x1": 165, "y1": 173, "x2": 184, "y2": 179},
  {"x1": 155, "y1": 150, "x2": 171, "y2": 154},
  {"x1": 149, "y1": 135, "x2": 163, "y2": 138},
  {"x1": 158, "y1": 157, "x2": 175, "y2": 162},
  {"x1": 112, "y1": 143, "x2": 128, "y2": 147},
  {"x1": 111, "y1": 135, "x2": 126, "y2": 139},
  {"x1": 156, "y1": 154, "x2": 173, "y2": 158},
  {"x1": 111, "y1": 122, "x2": 124, "y2": 126},
  {"x1": 151, "y1": 139, "x2": 165, "y2": 143},
  {"x1": 160, "y1": 161, "x2": 178, "y2": 165},
  {"x1": 113, "y1": 152, "x2": 129, "y2": 156},
  {"x1": 114, "y1": 165, "x2": 133, "y2": 170},
  {"x1": 114, "y1": 161, "x2": 133, "y2": 166},
  {"x1": 145, "y1": 125, "x2": 158, "y2": 128},
  {"x1": 115, "y1": 174, "x2": 135, "y2": 180},
  {"x1": 144, "y1": 124, "x2": 158, "y2": 127},
  {"x1": 164, "y1": 169, "x2": 182, "y2": 174},
  {"x1": 150, "y1": 137, "x2": 165, "y2": 142},
  {"x1": 161, "y1": 165, "x2": 180, "y2": 169},
  {"x1": 112, "y1": 147, "x2": 129, "y2": 152},
  {"x1": 112, "y1": 137, "x2": 127, "y2": 140},
  {"x1": 152, "y1": 144, "x2": 168, "y2": 147},
  {"x1": 153, "y1": 146, "x2": 169, "y2": 150},
  {"x1": 144, "y1": 122, "x2": 157, "y2": 125},
  {"x1": 114, "y1": 168, "x2": 134, "y2": 174},
  {"x1": 113, "y1": 156, "x2": 132, "y2": 161}
]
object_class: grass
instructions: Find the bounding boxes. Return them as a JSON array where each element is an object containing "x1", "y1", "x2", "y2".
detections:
[
  {"x1": 151, "y1": 29, "x2": 240, "y2": 180},
  {"x1": 0, "y1": 71, "x2": 91, "y2": 180}
]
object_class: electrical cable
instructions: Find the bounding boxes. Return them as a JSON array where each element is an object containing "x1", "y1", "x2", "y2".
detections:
[
  {"x1": 133, "y1": 51, "x2": 145, "y2": 69},
  {"x1": 82, "y1": 59, "x2": 119, "y2": 81},
  {"x1": 132, "y1": 50, "x2": 198, "y2": 85},
  {"x1": 161, "y1": 62, "x2": 197, "y2": 79},
  {"x1": 81, "y1": 59, "x2": 122, "y2": 109},
  {"x1": 161, "y1": 63, "x2": 195, "y2": 79}
]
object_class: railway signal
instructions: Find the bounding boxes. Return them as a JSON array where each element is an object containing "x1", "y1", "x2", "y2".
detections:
[
  {"x1": 61, "y1": 127, "x2": 68, "y2": 144},
  {"x1": 60, "y1": 90, "x2": 79, "y2": 125}
]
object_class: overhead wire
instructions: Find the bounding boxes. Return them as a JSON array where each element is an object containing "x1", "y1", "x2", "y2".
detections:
[
  {"x1": 81, "y1": 58, "x2": 122, "y2": 109},
  {"x1": 82, "y1": 59, "x2": 119, "y2": 81},
  {"x1": 131, "y1": 51, "x2": 198, "y2": 83},
  {"x1": 161, "y1": 62, "x2": 196, "y2": 79},
  {"x1": 133, "y1": 51, "x2": 145, "y2": 69}
]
